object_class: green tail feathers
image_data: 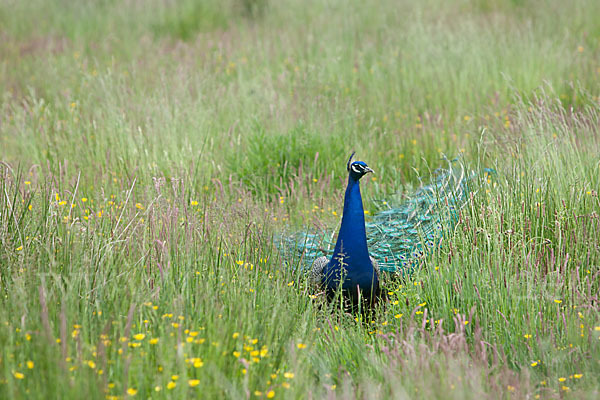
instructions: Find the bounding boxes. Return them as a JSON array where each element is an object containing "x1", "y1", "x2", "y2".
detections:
[{"x1": 277, "y1": 159, "x2": 490, "y2": 274}]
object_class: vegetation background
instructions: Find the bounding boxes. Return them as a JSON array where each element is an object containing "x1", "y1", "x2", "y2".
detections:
[{"x1": 1, "y1": 0, "x2": 599, "y2": 398}]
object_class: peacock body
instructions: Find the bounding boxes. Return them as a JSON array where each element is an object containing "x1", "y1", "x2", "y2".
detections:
[
  {"x1": 276, "y1": 157, "x2": 473, "y2": 285},
  {"x1": 310, "y1": 154, "x2": 382, "y2": 307}
]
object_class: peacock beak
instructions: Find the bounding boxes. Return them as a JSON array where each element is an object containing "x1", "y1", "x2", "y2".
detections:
[{"x1": 364, "y1": 167, "x2": 374, "y2": 174}]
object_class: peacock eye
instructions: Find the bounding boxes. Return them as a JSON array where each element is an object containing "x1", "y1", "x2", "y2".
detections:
[{"x1": 351, "y1": 164, "x2": 361, "y2": 173}]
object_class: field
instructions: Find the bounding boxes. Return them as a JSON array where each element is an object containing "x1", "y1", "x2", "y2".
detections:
[{"x1": 1, "y1": 0, "x2": 600, "y2": 398}]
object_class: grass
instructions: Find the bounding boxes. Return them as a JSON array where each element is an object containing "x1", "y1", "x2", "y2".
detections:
[{"x1": 1, "y1": 0, "x2": 599, "y2": 398}]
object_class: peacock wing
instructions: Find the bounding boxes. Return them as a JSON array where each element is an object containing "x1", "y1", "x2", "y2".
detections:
[{"x1": 309, "y1": 256, "x2": 329, "y2": 288}]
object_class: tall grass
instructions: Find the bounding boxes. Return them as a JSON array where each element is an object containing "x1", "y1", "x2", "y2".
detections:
[{"x1": 1, "y1": 0, "x2": 599, "y2": 398}]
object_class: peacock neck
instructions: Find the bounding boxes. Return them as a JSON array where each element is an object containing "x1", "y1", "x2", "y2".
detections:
[{"x1": 331, "y1": 176, "x2": 370, "y2": 265}]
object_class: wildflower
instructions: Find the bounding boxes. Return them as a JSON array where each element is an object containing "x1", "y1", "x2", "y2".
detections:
[
  {"x1": 282, "y1": 382, "x2": 290, "y2": 389},
  {"x1": 284, "y1": 372, "x2": 294, "y2": 379},
  {"x1": 190, "y1": 200, "x2": 199, "y2": 206},
  {"x1": 154, "y1": 386, "x2": 161, "y2": 391},
  {"x1": 126, "y1": 388, "x2": 138, "y2": 396},
  {"x1": 188, "y1": 379, "x2": 200, "y2": 387},
  {"x1": 171, "y1": 375, "x2": 179, "y2": 381},
  {"x1": 149, "y1": 338, "x2": 159, "y2": 344},
  {"x1": 254, "y1": 391, "x2": 263, "y2": 396},
  {"x1": 26, "y1": 361, "x2": 34, "y2": 369},
  {"x1": 133, "y1": 333, "x2": 145, "y2": 341},
  {"x1": 297, "y1": 343, "x2": 307, "y2": 349},
  {"x1": 464, "y1": 321, "x2": 469, "y2": 325},
  {"x1": 82, "y1": 197, "x2": 87, "y2": 202},
  {"x1": 25, "y1": 181, "x2": 31, "y2": 185},
  {"x1": 167, "y1": 381, "x2": 176, "y2": 389},
  {"x1": 135, "y1": 203, "x2": 144, "y2": 210},
  {"x1": 13, "y1": 372, "x2": 24, "y2": 379},
  {"x1": 267, "y1": 390, "x2": 275, "y2": 398},
  {"x1": 507, "y1": 385, "x2": 515, "y2": 392},
  {"x1": 573, "y1": 374, "x2": 582, "y2": 379},
  {"x1": 554, "y1": 299, "x2": 562, "y2": 304},
  {"x1": 87, "y1": 360, "x2": 96, "y2": 369},
  {"x1": 523, "y1": 334, "x2": 532, "y2": 339},
  {"x1": 233, "y1": 351, "x2": 241, "y2": 358},
  {"x1": 530, "y1": 361, "x2": 538, "y2": 367},
  {"x1": 232, "y1": 332, "x2": 239, "y2": 339},
  {"x1": 16, "y1": 246, "x2": 23, "y2": 251},
  {"x1": 558, "y1": 377, "x2": 566, "y2": 382}
]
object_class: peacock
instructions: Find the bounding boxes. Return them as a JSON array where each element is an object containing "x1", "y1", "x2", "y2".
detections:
[{"x1": 276, "y1": 153, "x2": 474, "y2": 308}]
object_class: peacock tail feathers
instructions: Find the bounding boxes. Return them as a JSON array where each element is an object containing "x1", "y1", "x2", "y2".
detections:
[{"x1": 276, "y1": 158, "x2": 483, "y2": 275}]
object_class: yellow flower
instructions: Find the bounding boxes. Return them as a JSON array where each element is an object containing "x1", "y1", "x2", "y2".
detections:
[
  {"x1": 573, "y1": 374, "x2": 583, "y2": 379},
  {"x1": 13, "y1": 371, "x2": 24, "y2": 379},
  {"x1": 16, "y1": 246, "x2": 23, "y2": 251},
  {"x1": 24, "y1": 181, "x2": 31, "y2": 185},
  {"x1": 266, "y1": 390, "x2": 275, "y2": 398},
  {"x1": 188, "y1": 379, "x2": 200, "y2": 387},
  {"x1": 233, "y1": 351, "x2": 241, "y2": 358},
  {"x1": 171, "y1": 375, "x2": 179, "y2": 381},
  {"x1": 26, "y1": 361, "x2": 34, "y2": 369},
  {"x1": 282, "y1": 382, "x2": 290, "y2": 389},
  {"x1": 284, "y1": 372, "x2": 294, "y2": 379},
  {"x1": 167, "y1": 381, "x2": 176, "y2": 389},
  {"x1": 530, "y1": 361, "x2": 538, "y2": 367},
  {"x1": 232, "y1": 332, "x2": 239, "y2": 339},
  {"x1": 127, "y1": 388, "x2": 138, "y2": 396},
  {"x1": 464, "y1": 321, "x2": 469, "y2": 325},
  {"x1": 254, "y1": 391, "x2": 263, "y2": 396},
  {"x1": 133, "y1": 333, "x2": 145, "y2": 341},
  {"x1": 149, "y1": 338, "x2": 159, "y2": 344},
  {"x1": 87, "y1": 360, "x2": 96, "y2": 369},
  {"x1": 523, "y1": 334, "x2": 532, "y2": 339},
  {"x1": 81, "y1": 197, "x2": 87, "y2": 202},
  {"x1": 558, "y1": 377, "x2": 566, "y2": 382},
  {"x1": 554, "y1": 299, "x2": 562, "y2": 304},
  {"x1": 297, "y1": 343, "x2": 307, "y2": 349},
  {"x1": 190, "y1": 200, "x2": 199, "y2": 206},
  {"x1": 193, "y1": 359, "x2": 204, "y2": 368},
  {"x1": 135, "y1": 203, "x2": 144, "y2": 210}
]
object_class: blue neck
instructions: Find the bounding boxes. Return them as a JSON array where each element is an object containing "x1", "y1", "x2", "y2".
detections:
[{"x1": 325, "y1": 175, "x2": 376, "y2": 290}]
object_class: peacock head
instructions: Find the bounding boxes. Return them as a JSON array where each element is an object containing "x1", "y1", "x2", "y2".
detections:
[{"x1": 346, "y1": 152, "x2": 374, "y2": 181}]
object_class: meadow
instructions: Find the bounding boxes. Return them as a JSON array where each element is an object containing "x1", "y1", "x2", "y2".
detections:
[{"x1": 1, "y1": 0, "x2": 599, "y2": 398}]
